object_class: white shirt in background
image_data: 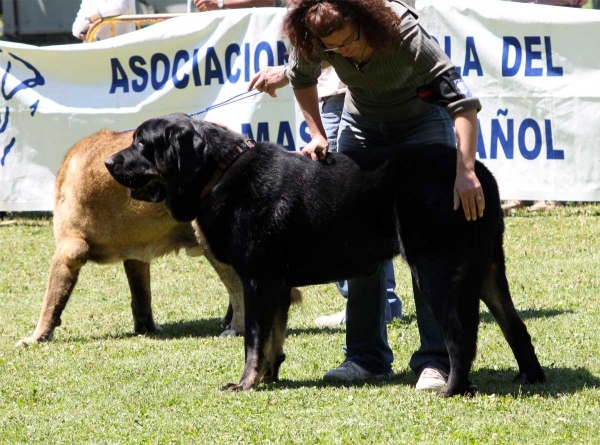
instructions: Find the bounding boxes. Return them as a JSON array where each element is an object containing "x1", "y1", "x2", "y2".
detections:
[
  {"x1": 72, "y1": 0, "x2": 137, "y2": 41},
  {"x1": 317, "y1": 65, "x2": 347, "y2": 100}
]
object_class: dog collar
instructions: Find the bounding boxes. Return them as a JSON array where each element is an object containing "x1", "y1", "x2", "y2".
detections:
[{"x1": 200, "y1": 139, "x2": 255, "y2": 199}]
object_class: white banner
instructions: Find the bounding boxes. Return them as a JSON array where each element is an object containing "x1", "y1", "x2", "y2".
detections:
[
  {"x1": 418, "y1": 0, "x2": 600, "y2": 201},
  {"x1": 0, "y1": 1, "x2": 599, "y2": 211},
  {"x1": 0, "y1": 8, "x2": 302, "y2": 211}
]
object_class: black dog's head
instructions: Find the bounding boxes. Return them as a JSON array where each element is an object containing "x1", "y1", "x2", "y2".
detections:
[{"x1": 105, "y1": 113, "x2": 214, "y2": 222}]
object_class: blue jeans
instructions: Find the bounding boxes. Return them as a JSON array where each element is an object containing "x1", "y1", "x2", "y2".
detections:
[
  {"x1": 337, "y1": 105, "x2": 455, "y2": 375},
  {"x1": 321, "y1": 94, "x2": 402, "y2": 322},
  {"x1": 335, "y1": 260, "x2": 402, "y2": 322},
  {"x1": 320, "y1": 93, "x2": 345, "y2": 152}
]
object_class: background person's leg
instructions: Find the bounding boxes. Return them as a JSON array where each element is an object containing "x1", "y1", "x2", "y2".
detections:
[
  {"x1": 317, "y1": 272, "x2": 398, "y2": 328},
  {"x1": 345, "y1": 265, "x2": 393, "y2": 374},
  {"x1": 324, "y1": 265, "x2": 394, "y2": 380},
  {"x1": 383, "y1": 260, "x2": 402, "y2": 321},
  {"x1": 320, "y1": 93, "x2": 345, "y2": 153}
]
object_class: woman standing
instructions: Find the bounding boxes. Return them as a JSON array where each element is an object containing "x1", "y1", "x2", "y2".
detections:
[{"x1": 266, "y1": 0, "x2": 485, "y2": 390}]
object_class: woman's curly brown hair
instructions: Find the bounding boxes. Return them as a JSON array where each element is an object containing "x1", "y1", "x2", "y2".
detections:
[{"x1": 282, "y1": 0, "x2": 403, "y2": 62}]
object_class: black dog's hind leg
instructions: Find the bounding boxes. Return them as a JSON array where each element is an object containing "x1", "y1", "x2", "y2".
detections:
[
  {"x1": 411, "y1": 257, "x2": 480, "y2": 397},
  {"x1": 223, "y1": 278, "x2": 279, "y2": 391},
  {"x1": 481, "y1": 255, "x2": 546, "y2": 386},
  {"x1": 261, "y1": 286, "x2": 292, "y2": 384}
]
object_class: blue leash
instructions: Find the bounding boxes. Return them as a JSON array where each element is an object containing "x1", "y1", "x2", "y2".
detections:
[
  {"x1": 189, "y1": 88, "x2": 262, "y2": 117},
  {"x1": 119, "y1": 88, "x2": 262, "y2": 132}
]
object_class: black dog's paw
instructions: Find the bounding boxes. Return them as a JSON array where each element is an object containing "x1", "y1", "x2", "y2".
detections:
[
  {"x1": 438, "y1": 382, "x2": 478, "y2": 398},
  {"x1": 437, "y1": 388, "x2": 476, "y2": 398},
  {"x1": 513, "y1": 370, "x2": 546, "y2": 385}
]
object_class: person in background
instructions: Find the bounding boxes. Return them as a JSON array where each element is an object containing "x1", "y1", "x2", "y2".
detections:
[
  {"x1": 252, "y1": 0, "x2": 483, "y2": 391},
  {"x1": 251, "y1": 64, "x2": 403, "y2": 327},
  {"x1": 194, "y1": 0, "x2": 276, "y2": 12},
  {"x1": 72, "y1": 0, "x2": 136, "y2": 42}
]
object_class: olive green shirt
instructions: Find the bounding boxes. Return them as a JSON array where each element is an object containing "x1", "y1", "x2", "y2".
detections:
[{"x1": 286, "y1": 1, "x2": 482, "y2": 122}]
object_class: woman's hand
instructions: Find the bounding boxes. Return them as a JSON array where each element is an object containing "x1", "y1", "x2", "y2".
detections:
[
  {"x1": 454, "y1": 168, "x2": 485, "y2": 221},
  {"x1": 248, "y1": 66, "x2": 290, "y2": 97},
  {"x1": 301, "y1": 134, "x2": 329, "y2": 161}
]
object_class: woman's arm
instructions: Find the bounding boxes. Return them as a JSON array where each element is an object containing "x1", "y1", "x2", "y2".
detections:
[
  {"x1": 72, "y1": 0, "x2": 92, "y2": 39},
  {"x1": 293, "y1": 86, "x2": 329, "y2": 161},
  {"x1": 454, "y1": 108, "x2": 484, "y2": 221}
]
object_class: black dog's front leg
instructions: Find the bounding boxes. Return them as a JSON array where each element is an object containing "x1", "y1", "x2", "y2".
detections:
[
  {"x1": 222, "y1": 278, "x2": 279, "y2": 392},
  {"x1": 261, "y1": 285, "x2": 292, "y2": 384}
]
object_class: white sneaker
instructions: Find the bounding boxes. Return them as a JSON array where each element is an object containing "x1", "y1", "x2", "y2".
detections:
[
  {"x1": 415, "y1": 367, "x2": 448, "y2": 391},
  {"x1": 315, "y1": 309, "x2": 346, "y2": 327},
  {"x1": 323, "y1": 361, "x2": 393, "y2": 382}
]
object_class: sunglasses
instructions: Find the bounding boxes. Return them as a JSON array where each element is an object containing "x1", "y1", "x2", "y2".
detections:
[{"x1": 322, "y1": 22, "x2": 360, "y2": 53}]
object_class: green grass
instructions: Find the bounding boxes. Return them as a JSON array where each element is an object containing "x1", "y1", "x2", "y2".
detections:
[{"x1": 1, "y1": 205, "x2": 599, "y2": 444}]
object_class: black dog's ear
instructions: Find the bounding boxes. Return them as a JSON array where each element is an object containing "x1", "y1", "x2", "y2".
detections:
[{"x1": 163, "y1": 122, "x2": 206, "y2": 183}]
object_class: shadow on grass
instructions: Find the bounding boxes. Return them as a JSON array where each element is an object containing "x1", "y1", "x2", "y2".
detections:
[
  {"x1": 151, "y1": 317, "x2": 226, "y2": 339},
  {"x1": 53, "y1": 304, "x2": 569, "y2": 346},
  {"x1": 469, "y1": 366, "x2": 600, "y2": 398},
  {"x1": 287, "y1": 307, "x2": 568, "y2": 337},
  {"x1": 63, "y1": 306, "x2": 569, "y2": 342},
  {"x1": 156, "y1": 314, "x2": 417, "y2": 339},
  {"x1": 58, "y1": 317, "x2": 226, "y2": 342},
  {"x1": 257, "y1": 367, "x2": 599, "y2": 398},
  {"x1": 287, "y1": 314, "x2": 418, "y2": 336},
  {"x1": 480, "y1": 307, "x2": 572, "y2": 324},
  {"x1": 260, "y1": 368, "x2": 416, "y2": 392}
]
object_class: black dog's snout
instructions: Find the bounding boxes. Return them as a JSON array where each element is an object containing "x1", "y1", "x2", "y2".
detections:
[{"x1": 104, "y1": 153, "x2": 124, "y2": 176}]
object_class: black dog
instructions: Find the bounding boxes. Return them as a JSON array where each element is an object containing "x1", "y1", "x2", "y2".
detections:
[{"x1": 105, "y1": 112, "x2": 545, "y2": 396}]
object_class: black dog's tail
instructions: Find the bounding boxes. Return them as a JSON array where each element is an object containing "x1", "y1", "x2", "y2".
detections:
[{"x1": 480, "y1": 221, "x2": 546, "y2": 384}]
